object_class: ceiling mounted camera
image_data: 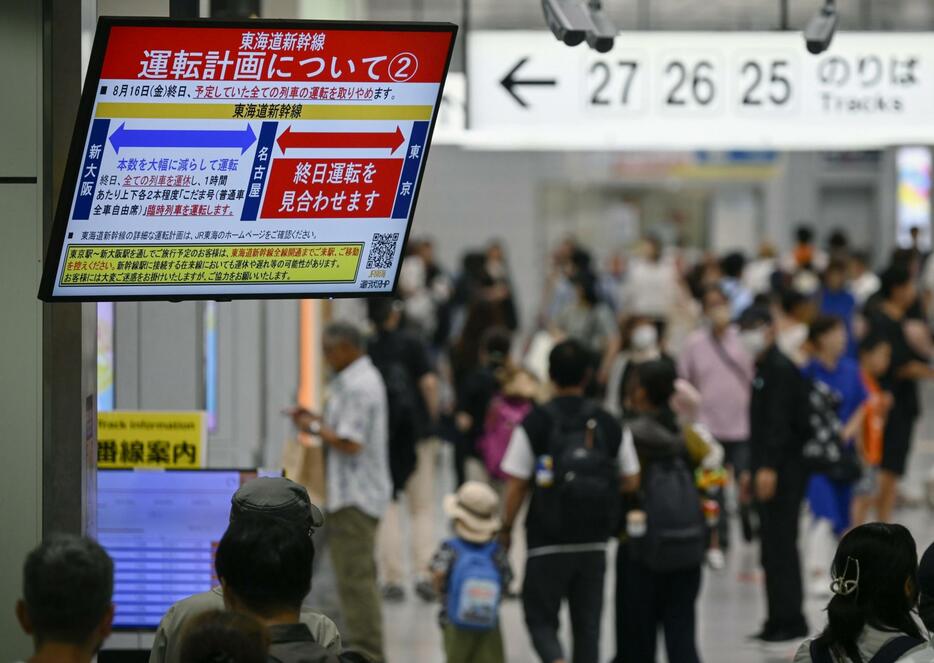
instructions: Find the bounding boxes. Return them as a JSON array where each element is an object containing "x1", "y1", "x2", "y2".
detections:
[
  {"x1": 585, "y1": 0, "x2": 616, "y2": 53},
  {"x1": 541, "y1": 0, "x2": 591, "y2": 47},
  {"x1": 804, "y1": 0, "x2": 838, "y2": 54},
  {"x1": 542, "y1": 0, "x2": 618, "y2": 51}
]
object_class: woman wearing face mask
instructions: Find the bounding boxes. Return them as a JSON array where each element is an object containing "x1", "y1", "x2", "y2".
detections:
[
  {"x1": 604, "y1": 315, "x2": 670, "y2": 419},
  {"x1": 795, "y1": 523, "x2": 931, "y2": 663},
  {"x1": 678, "y1": 285, "x2": 755, "y2": 550}
]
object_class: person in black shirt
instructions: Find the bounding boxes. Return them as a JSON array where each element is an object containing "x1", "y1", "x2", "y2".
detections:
[
  {"x1": 500, "y1": 340, "x2": 640, "y2": 663},
  {"x1": 865, "y1": 266, "x2": 934, "y2": 522},
  {"x1": 738, "y1": 306, "x2": 810, "y2": 644},
  {"x1": 452, "y1": 327, "x2": 513, "y2": 486},
  {"x1": 367, "y1": 298, "x2": 442, "y2": 603}
]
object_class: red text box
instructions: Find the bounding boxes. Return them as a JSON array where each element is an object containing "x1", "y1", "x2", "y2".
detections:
[{"x1": 260, "y1": 158, "x2": 403, "y2": 219}]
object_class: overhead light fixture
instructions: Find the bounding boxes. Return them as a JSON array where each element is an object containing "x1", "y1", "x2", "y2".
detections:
[
  {"x1": 542, "y1": 0, "x2": 618, "y2": 52},
  {"x1": 804, "y1": 0, "x2": 837, "y2": 54}
]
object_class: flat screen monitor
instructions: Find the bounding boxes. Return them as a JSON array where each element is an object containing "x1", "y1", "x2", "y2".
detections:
[
  {"x1": 39, "y1": 17, "x2": 457, "y2": 302},
  {"x1": 97, "y1": 468, "x2": 275, "y2": 629}
]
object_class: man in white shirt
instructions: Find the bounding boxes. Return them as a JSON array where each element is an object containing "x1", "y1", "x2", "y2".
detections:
[
  {"x1": 290, "y1": 322, "x2": 391, "y2": 663},
  {"x1": 500, "y1": 340, "x2": 640, "y2": 663},
  {"x1": 622, "y1": 236, "x2": 678, "y2": 321}
]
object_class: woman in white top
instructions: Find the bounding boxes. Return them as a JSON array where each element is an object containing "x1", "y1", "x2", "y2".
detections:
[{"x1": 795, "y1": 523, "x2": 934, "y2": 663}]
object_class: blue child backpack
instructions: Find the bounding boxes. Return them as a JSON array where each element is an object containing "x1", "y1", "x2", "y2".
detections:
[{"x1": 445, "y1": 538, "x2": 503, "y2": 631}]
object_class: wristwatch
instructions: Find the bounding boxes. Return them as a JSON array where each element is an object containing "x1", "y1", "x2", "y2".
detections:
[{"x1": 307, "y1": 420, "x2": 322, "y2": 436}]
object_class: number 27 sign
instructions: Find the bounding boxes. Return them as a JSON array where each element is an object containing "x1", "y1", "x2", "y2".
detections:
[{"x1": 468, "y1": 31, "x2": 934, "y2": 150}]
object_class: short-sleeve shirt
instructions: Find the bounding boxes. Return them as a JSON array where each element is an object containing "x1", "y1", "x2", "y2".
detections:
[
  {"x1": 323, "y1": 355, "x2": 392, "y2": 519},
  {"x1": 677, "y1": 326, "x2": 753, "y2": 442},
  {"x1": 866, "y1": 309, "x2": 922, "y2": 419},
  {"x1": 500, "y1": 396, "x2": 640, "y2": 551}
]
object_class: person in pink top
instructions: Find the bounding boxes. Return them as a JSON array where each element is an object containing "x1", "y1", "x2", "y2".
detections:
[{"x1": 678, "y1": 285, "x2": 755, "y2": 550}]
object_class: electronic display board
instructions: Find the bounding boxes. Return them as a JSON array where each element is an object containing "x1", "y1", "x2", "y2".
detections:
[
  {"x1": 39, "y1": 17, "x2": 456, "y2": 301},
  {"x1": 98, "y1": 468, "x2": 277, "y2": 629}
]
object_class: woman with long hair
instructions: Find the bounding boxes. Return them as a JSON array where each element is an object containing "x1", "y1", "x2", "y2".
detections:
[{"x1": 795, "y1": 523, "x2": 933, "y2": 662}]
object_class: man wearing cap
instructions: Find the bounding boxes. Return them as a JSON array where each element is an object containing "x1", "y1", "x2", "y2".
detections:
[
  {"x1": 288, "y1": 321, "x2": 392, "y2": 663},
  {"x1": 148, "y1": 477, "x2": 341, "y2": 663}
]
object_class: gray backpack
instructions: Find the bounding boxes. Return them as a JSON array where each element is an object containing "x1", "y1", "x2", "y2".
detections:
[{"x1": 633, "y1": 455, "x2": 705, "y2": 572}]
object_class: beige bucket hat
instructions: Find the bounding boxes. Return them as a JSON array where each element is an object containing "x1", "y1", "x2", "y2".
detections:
[{"x1": 443, "y1": 481, "x2": 502, "y2": 544}]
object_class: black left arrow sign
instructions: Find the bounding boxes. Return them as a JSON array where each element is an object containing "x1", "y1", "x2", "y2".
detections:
[{"x1": 500, "y1": 57, "x2": 557, "y2": 108}]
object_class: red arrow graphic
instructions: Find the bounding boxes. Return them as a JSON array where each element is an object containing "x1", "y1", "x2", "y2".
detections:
[{"x1": 276, "y1": 125, "x2": 405, "y2": 154}]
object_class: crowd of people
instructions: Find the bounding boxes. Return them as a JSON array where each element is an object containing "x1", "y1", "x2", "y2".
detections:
[{"x1": 16, "y1": 225, "x2": 934, "y2": 663}]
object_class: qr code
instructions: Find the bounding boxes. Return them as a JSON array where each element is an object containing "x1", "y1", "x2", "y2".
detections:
[{"x1": 366, "y1": 233, "x2": 400, "y2": 270}]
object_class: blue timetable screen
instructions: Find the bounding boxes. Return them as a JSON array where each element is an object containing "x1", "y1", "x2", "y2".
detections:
[{"x1": 97, "y1": 469, "x2": 257, "y2": 629}]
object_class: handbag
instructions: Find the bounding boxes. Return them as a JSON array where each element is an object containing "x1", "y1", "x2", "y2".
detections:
[{"x1": 801, "y1": 379, "x2": 862, "y2": 483}]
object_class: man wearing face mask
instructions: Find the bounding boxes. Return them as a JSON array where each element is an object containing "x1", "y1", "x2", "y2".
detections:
[
  {"x1": 738, "y1": 305, "x2": 811, "y2": 645},
  {"x1": 678, "y1": 286, "x2": 754, "y2": 551}
]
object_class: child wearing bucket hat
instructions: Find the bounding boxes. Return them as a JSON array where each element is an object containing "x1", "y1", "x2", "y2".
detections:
[{"x1": 429, "y1": 481, "x2": 513, "y2": 663}]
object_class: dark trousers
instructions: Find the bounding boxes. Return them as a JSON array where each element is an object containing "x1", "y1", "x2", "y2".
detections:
[
  {"x1": 522, "y1": 550, "x2": 606, "y2": 663},
  {"x1": 718, "y1": 440, "x2": 751, "y2": 548},
  {"x1": 613, "y1": 541, "x2": 630, "y2": 663},
  {"x1": 624, "y1": 560, "x2": 703, "y2": 663},
  {"x1": 452, "y1": 431, "x2": 476, "y2": 487},
  {"x1": 757, "y1": 463, "x2": 807, "y2": 634}
]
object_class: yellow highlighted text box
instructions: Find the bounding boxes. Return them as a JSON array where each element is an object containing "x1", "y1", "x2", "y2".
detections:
[
  {"x1": 98, "y1": 410, "x2": 205, "y2": 469},
  {"x1": 95, "y1": 102, "x2": 432, "y2": 121},
  {"x1": 60, "y1": 243, "x2": 363, "y2": 287}
]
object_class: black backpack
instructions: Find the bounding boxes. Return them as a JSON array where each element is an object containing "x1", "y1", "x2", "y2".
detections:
[
  {"x1": 531, "y1": 402, "x2": 620, "y2": 543},
  {"x1": 370, "y1": 355, "x2": 419, "y2": 498},
  {"x1": 634, "y1": 454, "x2": 705, "y2": 573},
  {"x1": 809, "y1": 635, "x2": 926, "y2": 663},
  {"x1": 801, "y1": 378, "x2": 861, "y2": 483}
]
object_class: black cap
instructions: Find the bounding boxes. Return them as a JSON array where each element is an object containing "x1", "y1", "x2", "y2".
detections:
[{"x1": 230, "y1": 477, "x2": 325, "y2": 532}]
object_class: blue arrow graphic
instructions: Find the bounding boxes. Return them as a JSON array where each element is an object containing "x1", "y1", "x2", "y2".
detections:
[{"x1": 108, "y1": 123, "x2": 257, "y2": 154}]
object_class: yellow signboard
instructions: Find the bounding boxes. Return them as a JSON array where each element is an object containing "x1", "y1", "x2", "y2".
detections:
[
  {"x1": 60, "y1": 243, "x2": 362, "y2": 287},
  {"x1": 98, "y1": 411, "x2": 206, "y2": 469}
]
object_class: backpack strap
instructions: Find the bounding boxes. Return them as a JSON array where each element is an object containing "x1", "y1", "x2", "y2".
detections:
[
  {"x1": 809, "y1": 639, "x2": 835, "y2": 663},
  {"x1": 868, "y1": 635, "x2": 927, "y2": 663}
]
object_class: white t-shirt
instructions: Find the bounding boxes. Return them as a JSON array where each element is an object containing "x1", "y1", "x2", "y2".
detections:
[{"x1": 501, "y1": 425, "x2": 641, "y2": 480}]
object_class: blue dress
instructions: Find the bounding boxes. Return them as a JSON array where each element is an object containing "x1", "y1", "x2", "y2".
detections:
[{"x1": 802, "y1": 357, "x2": 868, "y2": 534}]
